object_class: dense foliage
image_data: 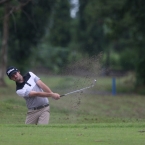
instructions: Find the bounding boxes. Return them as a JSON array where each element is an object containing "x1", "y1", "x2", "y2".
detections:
[
  {"x1": 7, "y1": 0, "x2": 56, "y2": 73},
  {"x1": 0, "y1": 0, "x2": 145, "y2": 88}
]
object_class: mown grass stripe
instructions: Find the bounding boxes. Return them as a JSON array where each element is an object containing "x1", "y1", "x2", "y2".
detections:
[{"x1": 1, "y1": 122, "x2": 145, "y2": 128}]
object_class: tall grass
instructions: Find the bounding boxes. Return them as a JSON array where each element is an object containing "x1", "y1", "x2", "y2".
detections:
[{"x1": 0, "y1": 75, "x2": 144, "y2": 124}]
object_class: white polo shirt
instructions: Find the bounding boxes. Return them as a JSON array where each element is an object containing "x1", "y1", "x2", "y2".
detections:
[{"x1": 16, "y1": 72, "x2": 49, "y2": 109}]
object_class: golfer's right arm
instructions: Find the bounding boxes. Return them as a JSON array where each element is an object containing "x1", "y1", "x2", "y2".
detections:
[{"x1": 29, "y1": 91, "x2": 60, "y2": 100}]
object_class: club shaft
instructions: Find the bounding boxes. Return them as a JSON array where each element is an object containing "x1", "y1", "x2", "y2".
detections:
[
  {"x1": 65, "y1": 86, "x2": 92, "y2": 95},
  {"x1": 60, "y1": 79, "x2": 96, "y2": 97}
]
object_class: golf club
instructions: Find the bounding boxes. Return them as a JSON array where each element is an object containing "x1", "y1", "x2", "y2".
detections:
[{"x1": 60, "y1": 79, "x2": 97, "y2": 97}]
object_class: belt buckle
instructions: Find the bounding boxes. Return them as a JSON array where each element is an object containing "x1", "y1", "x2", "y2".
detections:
[{"x1": 31, "y1": 104, "x2": 48, "y2": 110}]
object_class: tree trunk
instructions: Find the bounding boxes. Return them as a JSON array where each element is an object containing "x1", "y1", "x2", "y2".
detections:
[
  {"x1": 105, "y1": 48, "x2": 110, "y2": 76},
  {"x1": 0, "y1": 2, "x2": 9, "y2": 86}
]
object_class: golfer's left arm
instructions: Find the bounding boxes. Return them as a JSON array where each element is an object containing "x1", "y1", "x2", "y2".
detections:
[{"x1": 37, "y1": 80, "x2": 53, "y2": 93}]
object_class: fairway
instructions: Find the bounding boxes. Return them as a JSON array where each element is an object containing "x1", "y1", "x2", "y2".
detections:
[{"x1": 0, "y1": 123, "x2": 145, "y2": 145}]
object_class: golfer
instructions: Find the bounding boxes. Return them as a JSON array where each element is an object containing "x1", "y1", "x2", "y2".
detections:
[{"x1": 6, "y1": 66, "x2": 60, "y2": 125}]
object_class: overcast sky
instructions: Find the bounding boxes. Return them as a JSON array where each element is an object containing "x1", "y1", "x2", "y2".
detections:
[{"x1": 70, "y1": 0, "x2": 79, "y2": 18}]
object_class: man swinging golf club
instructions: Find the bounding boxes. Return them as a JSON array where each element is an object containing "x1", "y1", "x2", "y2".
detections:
[{"x1": 6, "y1": 66, "x2": 60, "y2": 125}]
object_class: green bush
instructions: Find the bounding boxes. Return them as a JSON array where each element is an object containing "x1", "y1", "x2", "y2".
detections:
[
  {"x1": 102, "y1": 51, "x2": 121, "y2": 70},
  {"x1": 119, "y1": 49, "x2": 136, "y2": 71}
]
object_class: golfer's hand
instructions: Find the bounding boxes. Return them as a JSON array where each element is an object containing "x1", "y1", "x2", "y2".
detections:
[{"x1": 51, "y1": 93, "x2": 60, "y2": 100}]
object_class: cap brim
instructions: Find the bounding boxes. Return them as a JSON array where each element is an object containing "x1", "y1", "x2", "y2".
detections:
[{"x1": 9, "y1": 70, "x2": 18, "y2": 78}]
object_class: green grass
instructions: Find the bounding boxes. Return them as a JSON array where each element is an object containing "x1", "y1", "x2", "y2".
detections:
[
  {"x1": 0, "y1": 123, "x2": 145, "y2": 145},
  {"x1": 0, "y1": 75, "x2": 145, "y2": 144}
]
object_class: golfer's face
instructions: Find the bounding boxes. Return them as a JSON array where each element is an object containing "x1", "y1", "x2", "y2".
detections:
[{"x1": 10, "y1": 72, "x2": 23, "y2": 83}]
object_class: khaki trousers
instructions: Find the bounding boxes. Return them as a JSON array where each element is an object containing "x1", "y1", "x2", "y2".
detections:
[{"x1": 25, "y1": 106, "x2": 50, "y2": 125}]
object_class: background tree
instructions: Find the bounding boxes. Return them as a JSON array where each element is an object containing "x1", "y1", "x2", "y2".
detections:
[
  {"x1": 49, "y1": 0, "x2": 71, "y2": 47},
  {"x1": 77, "y1": 0, "x2": 106, "y2": 56},
  {"x1": 108, "y1": 0, "x2": 145, "y2": 87},
  {"x1": 77, "y1": 0, "x2": 145, "y2": 88},
  {"x1": 0, "y1": 2, "x2": 9, "y2": 86},
  {"x1": 8, "y1": 0, "x2": 56, "y2": 73},
  {"x1": 1, "y1": 0, "x2": 145, "y2": 91},
  {"x1": 0, "y1": 0, "x2": 32, "y2": 86},
  {"x1": 36, "y1": 0, "x2": 72, "y2": 73}
]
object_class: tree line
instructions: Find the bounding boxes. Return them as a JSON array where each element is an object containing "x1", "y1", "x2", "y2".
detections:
[{"x1": 0, "y1": 0, "x2": 145, "y2": 90}]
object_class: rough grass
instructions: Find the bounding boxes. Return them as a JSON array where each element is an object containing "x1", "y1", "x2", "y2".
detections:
[{"x1": 0, "y1": 75, "x2": 145, "y2": 124}]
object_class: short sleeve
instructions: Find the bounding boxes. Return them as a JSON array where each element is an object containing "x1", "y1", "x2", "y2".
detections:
[
  {"x1": 16, "y1": 89, "x2": 30, "y2": 98},
  {"x1": 29, "y1": 72, "x2": 40, "y2": 83}
]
